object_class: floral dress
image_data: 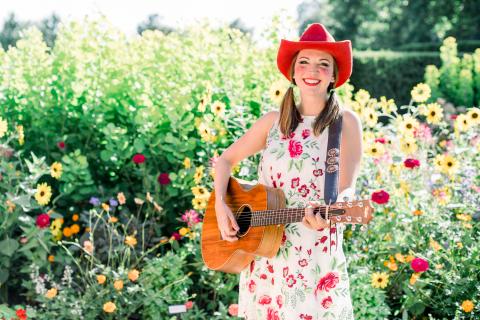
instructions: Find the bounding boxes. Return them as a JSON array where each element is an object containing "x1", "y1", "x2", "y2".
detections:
[{"x1": 238, "y1": 113, "x2": 354, "y2": 320}]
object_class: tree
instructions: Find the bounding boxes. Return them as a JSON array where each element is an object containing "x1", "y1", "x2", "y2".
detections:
[{"x1": 137, "y1": 14, "x2": 174, "y2": 35}]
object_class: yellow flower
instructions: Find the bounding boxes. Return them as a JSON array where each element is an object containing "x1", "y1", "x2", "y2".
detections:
[
  {"x1": 441, "y1": 154, "x2": 459, "y2": 175},
  {"x1": 361, "y1": 107, "x2": 378, "y2": 128},
  {"x1": 454, "y1": 114, "x2": 471, "y2": 132},
  {"x1": 97, "y1": 274, "x2": 106, "y2": 284},
  {"x1": 456, "y1": 213, "x2": 472, "y2": 222},
  {"x1": 411, "y1": 83, "x2": 431, "y2": 103},
  {"x1": 35, "y1": 183, "x2": 52, "y2": 206},
  {"x1": 379, "y1": 96, "x2": 397, "y2": 114},
  {"x1": 194, "y1": 166, "x2": 204, "y2": 184},
  {"x1": 383, "y1": 260, "x2": 397, "y2": 271},
  {"x1": 48, "y1": 255, "x2": 55, "y2": 263},
  {"x1": 461, "y1": 300, "x2": 474, "y2": 313},
  {"x1": 103, "y1": 301, "x2": 116, "y2": 313},
  {"x1": 45, "y1": 288, "x2": 57, "y2": 299},
  {"x1": 117, "y1": 192, "x2": 126, "y2": 205},
  {"x1": 125, "y1": 235, "x2": 137, "y2": 247},
  {"x1": 397, "y1": 115, "x2": 419, "y2": 137},
  {"x1": 409, "y1": 272, "x2": 421, "y2": 285},
  {"x1": 394, "y1": 253, "x2": 405, "y2": 263},
  {"x1": 269, "y1": 79, "x2": 288, "y2": 105},
  {"x1": 109, "y1": 216, "x2": 118, "y2": 223},
  {"x1": 198, "y1": 122, "x2": 217, "y2": 143},
  {"x1": 197, "y1": 95, "x2": 209, "y2": 113},
  {"x1": 72, "y1": 214, "x2": 79, "y2": 221},
  {"x1": 467, "y1": 107, "x2": 480, "y2": 125},
  {"x1": 456, "y1": 242, "x2": 463, "y2": 249},
  {"x1": 101, "y1": 203, "x2": 110, "y2": 212},
  {"x1": 191, "y1": 186, "x2": 210, "y2": 199},
  {"x1": 6, "y1": 199, "x2": 16, "y2": 213},
  {"x1": 113, "y1": 279, "x2": 123, "y2": 291},
  {"x1": 399, "y1": 136, "x2": 418, "y2": 155},
  {"x1": 430, "y1": 238, "x2": 442, "y2": 252},
  {"x1": 211, "y1": 100, "x2": 226, "y2": 117},
  {"x1": 50, "y1": 218, "x2": 63, "y2": 241},
  {"x1": 365, "y1": 141, "x2": 385, "y2": 158},
  {"x1": 70, "y1": 224, "x2": 80, "y2": 234},
  {"x1": 50, "y1": 162, "x2": 63, "y2": 179},
  {"x1": 183, "y1": 157, "x2": 191, "y2": 169},
  {"x1": 63, "y1": 227, "x2": 72, "y2": 238},
  {"x1": 425, "y1": 103, "x2": 444, "y2": 125},
  {"x1": 192, "y1": 198, "x2": 207, "y2": 210},
  {"x1": 0, "y1": 117, "x2": 8, "y2": 138},
  {"x1": 371, "y1": 272, "x2": 389, "y2": 289},
  {"x1": 128, "y1": 269, "x2": 140, "y2": 282},
  {"x1": 354, "y1": 89, "x2": 370, "y2": 106},
  {"x1": 179, "y1": 227, "x2": 190, "y2": 236},
  {"x1": 83, "y1": 240, "x2": 94, "y2": 254}
]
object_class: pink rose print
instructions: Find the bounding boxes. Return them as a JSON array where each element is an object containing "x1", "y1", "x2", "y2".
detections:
[
  {"x1": 300, "y1": 314, "x2": 313, "y2": 320},
  {"x1": 298, "y1": 259, "x2": 308, "y2": 267},
  {"x1": 281, "y1": 132, "x2": 295, "y2": 140},
  {"x1": 283, "y1": 267, "x2": 289, "y2": 278},
  {"x1": 286, "y1": 274, "x2": 296, "y2": 288},
  {"x1": 314, "y1": 272, "x2": 339, "y2": 296},
  {"x1": 320, "y1": 236, "x2": 328, "y2": 244},
  {"x1": 297, "y1": 273, "x2": 304, "y2": 280},
  {"x1": 276, "y1": 295, "x2": 283, "y2": 309},
  {"x1": 313, "y1": 168, "x2": 323, "y2": 177},
  {"x1": 298, "y1": 184, "x2": 310, "y2": 197},
  {"x1": 291, "y1": 177, "x2": 300, "y2": 188},
  {"x1": 267, "y1": 308, "x2": 280, "y2": 320},
  {"x1": 267, "y1": 264, "x2": 274, "y2": 273},
  {"x1": 321, "y1": 296, "x2": 333, "y2": 309},
  {"x1": 248, "y1": 280, "x2": 256, "y2": 293},
  {"x1": 323, "y1": 247, "x2": 328, "y2": 253},
  {"x1": 302, "y1": 129, "x2": 310, "y2": 139},
  {"x1": 330, "y1": 227, "x2": 337, "y2": 234},
  {"x1": 288, "y1": 140, "x2": 303, "y2": 158},
  {"x1": 310, "y1": 182, "x2": 317, "y2": 190},
  {"x1": 307, "y1": 249, "x2": 312, "y2": 256},
  {"x1": 260, "y1": 274, "x2": 267, "y2": 280},
  {"x1": 270, "y1": 171, "x2": 284, "y2": 188},
  {"x1": 258, "y1": 295, "x2": 272, "y2": 305}
]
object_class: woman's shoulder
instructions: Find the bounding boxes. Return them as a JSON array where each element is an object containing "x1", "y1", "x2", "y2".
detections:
[{"x1": 259, "y1": 110, "x2": 280, "y2": 130}]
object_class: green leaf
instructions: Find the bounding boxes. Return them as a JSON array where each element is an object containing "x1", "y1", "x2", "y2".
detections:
[{"x1": 0, "y1": 239, "x2": 19, "y2": 257}]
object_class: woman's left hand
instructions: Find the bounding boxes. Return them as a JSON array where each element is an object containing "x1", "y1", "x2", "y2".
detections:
[{"x1": 302, "y1": 200, "x2": 332, "y2": 230}]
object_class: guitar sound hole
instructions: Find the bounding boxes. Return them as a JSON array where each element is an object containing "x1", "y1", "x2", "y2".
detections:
[{"x1": 236, "y1": 206, "x2": 252, "y2": 238}]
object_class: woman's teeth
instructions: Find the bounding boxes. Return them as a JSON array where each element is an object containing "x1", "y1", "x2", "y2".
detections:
[{"x1": 303, "y1": 79, "x2": 321, "y2": 86}]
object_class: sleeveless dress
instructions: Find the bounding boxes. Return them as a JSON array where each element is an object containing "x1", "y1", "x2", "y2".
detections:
[{"x1": 238, "y1": 113, "x2": 355, "y2": 320}]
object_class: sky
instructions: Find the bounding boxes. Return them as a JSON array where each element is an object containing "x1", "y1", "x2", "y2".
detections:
[{"x1": 0, "y1": 0, "x2": 303, "y2": 40}]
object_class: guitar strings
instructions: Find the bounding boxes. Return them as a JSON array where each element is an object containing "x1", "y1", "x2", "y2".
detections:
[{"x1": 232, "y1": 207, "x2": 349, "y2": 224}]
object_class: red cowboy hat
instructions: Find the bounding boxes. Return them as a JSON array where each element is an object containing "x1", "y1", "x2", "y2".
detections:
[{"x1": 277, "y1": 23, "x2": 352, "y2": 88}]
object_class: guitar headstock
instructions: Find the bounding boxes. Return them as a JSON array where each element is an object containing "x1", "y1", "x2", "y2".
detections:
[{"x1": 328, "y1": 198, "x2": 374, "y2": 226}]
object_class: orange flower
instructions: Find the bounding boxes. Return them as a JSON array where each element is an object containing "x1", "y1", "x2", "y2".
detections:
[
  {"x1": 113, "y1": 280, "x2": 123, "y2": 291},
  {"x1": 125, "y1": 235, "x2": 137, "y2": 247},
  {"x1": 109, "y1": 216, "x2": 118, "y2": 223},
  {"x1": 70, "y1": 224, "x2": 80, "y2": 234},
  {"x1": 394, "y1": 253, "x2": 405, "y2": 263},
  {"x1": 103, "y1": 301, "x2": 116, "y2": 313},
  {"x1": 48, "y1": 255, "x2": 55, "y2": 263},
  {"x1": 45, "y1": 288, "x2": 58, "y2": 299},
  {"x1": 412, "y1": 209, "x2": 423, "y2": 216},
  {"x1": 461, "y1": 300, "x2": 474, "y2": 313},
  {"x1": 128, "y1": 269, "x2": 140, "y2": 282},
  {"x1": 101, "y1": 203, "x2": 110, "y2": 212},
  {"x1": 63, "y1": 227, "x2": 72, "y2": 237},
  {"x1": 97, "y1": 274, "x2": 106, "y2": 284},
  {"x1": 409, "y1": 272, "x2": 421, "y2": 285},
  {"x1": 72, "y1": 214, "x2": 79, "y2": 221}
]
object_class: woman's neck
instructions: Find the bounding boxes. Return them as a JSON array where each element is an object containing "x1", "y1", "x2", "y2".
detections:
[{"x1": 298, "y1": 94, "x2": 328, "y2": 116}]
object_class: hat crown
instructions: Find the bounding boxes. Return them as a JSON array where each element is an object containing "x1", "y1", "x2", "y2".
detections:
[{"x1": 299, "y1": 23, "x2": 335, "y2": 42}]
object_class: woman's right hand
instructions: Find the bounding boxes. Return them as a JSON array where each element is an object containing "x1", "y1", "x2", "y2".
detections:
[{"x1": 215, "y1": 200, "x2": 240, "y2": 242}]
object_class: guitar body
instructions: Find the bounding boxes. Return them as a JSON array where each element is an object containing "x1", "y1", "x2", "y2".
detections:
[{"x1": 201, "y1": 177, "x2": 287, "y2": 273}]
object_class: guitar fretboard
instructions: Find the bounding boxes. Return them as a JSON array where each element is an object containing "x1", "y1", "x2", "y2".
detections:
[{"x1": 250, "y1": 207, "x2": 344, "y2": 227}]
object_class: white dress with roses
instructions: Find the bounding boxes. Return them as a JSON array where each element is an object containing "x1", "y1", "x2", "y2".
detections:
[{"x1": 238, "y1": 113, "x2": 355, "y2": 320}]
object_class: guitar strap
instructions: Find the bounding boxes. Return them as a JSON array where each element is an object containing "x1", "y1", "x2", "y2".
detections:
[{"x1": 324, "y1": 111, "x2": 343, "y2": 255}]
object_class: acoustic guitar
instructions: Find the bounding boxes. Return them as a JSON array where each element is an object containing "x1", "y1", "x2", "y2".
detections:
[{"x1": 201, "y1": 177, "x2": 374, "y2": 274}]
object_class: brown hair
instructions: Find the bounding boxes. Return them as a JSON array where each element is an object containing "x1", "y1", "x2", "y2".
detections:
[{"x1": 278, "y1": 52, "x2": 342, "y2": 137}]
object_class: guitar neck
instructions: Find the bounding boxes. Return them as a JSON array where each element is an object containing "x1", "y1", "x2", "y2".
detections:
[{"x1": 250, "y1": 207, "x2": 344, "y2": 227}]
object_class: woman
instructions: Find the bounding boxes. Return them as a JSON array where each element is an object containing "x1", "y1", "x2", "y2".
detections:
[{"x1": 214, "y1": 23, "x2": 363, "y2": 319}]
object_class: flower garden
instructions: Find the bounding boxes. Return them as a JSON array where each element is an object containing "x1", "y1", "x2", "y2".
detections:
[{"x1": 0, "y1": 16, "x2": 479, "y2": 319}]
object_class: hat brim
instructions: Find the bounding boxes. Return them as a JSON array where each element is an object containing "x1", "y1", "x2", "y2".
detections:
[{"x1": 277, "y1": 39, "x2": 352, "y2": 88}]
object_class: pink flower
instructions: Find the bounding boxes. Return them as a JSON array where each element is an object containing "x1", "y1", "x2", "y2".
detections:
[
  {"x1": 321, "y1": 296, "x2": 333, "y2": 309},
  {"x1": 171, "y1": 232, "x2": 181, "y2": 240},
  {"x1": 404, "y1": 158, "x2": 420, "y2": 169},
  {"x1": 313, "y1": 169, "x2": 323, "y2": 177},
  {"x1": 248, "y1": 280, "x2": 256, "y2": 293},
  {"x1": 260, "y1": 274, "x2": 267, "y2": 280},
  {"x1": 267, "y1": 264, "x2": 274, "y2": 273},
  {"x1": 374, "y1": 137, "x2": 386, "y2": 144},
  {"x1": 282, "y1": 266, "x2": 289, "y2": 278},
  {"x1": 228, "y1": 304, "x2": 239, "y2": 316},
  {"x1": 411, "y1": 257, "x2": 429, "y2": 272},
  {"x1": 281, "y1": 132, "x2": 295, "y2": 140},
  {"x1": 157, "y1": 173, "x2": 171, "y2": 185},
  {"x1": 291, "y1": 177, "x2": 300, "y2": 188},
  {"x1": 371, "y1": 190, "x2": 390, "y2": 204},
  {"x1": 286, "y1": 274, "x2": 296, "y2": 287},
  {"x1": 302, "y1": 129, "x2": 310, "y2": 139},
  {"x1": 36, "y1": 213, "x2": 50, "y2": 229},
  {"x1": 181, "y1": 209, "x2": 202, "y2": 227},
  {"x1": 298, "y1": 184, "x2": 310, "y2": 197},
  {"x1": 315, "y1": 272, "x2": 339, "y2": 296},
  {"x1": 288, "y1": 140, "x2": 303, "y2": 158},
  {"x1": 300, "y1": 314, "x2": 313, "y2": 320},
  {"x1": 184, "y1": 301, "x2": 193, "y2": 309},
  {"x1": 276, "y1": 295, "x2": 283, "y2": 309},
  {"x1": 298, "y1": 259, "x2": 308, "y2": 267},
  {"x1": 132, "y1": 153, "x2": 146, "y2": 164},
  {"x1": 267, "y1": 307, "x2": 279, "y2": 320},
  {"x1": 258, "y1": 295, "x2": 272, "y2": 305}
]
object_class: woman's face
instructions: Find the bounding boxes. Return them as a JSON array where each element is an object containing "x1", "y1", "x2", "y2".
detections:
[{"x1": 293, "y1": 49, "x2": 335, "y2": 95}]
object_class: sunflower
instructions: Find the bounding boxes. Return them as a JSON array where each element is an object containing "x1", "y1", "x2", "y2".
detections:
[
  {"x1": 425, "y1": 103, "x2": 444, "y2": 125},
  {"x1": 365, "y1": 141, "x2": 385, "y2": 158},
  {"x1": 50, "y1": 162, "x2": 63, "y2": 179},
  {"x1": 454, "y1": 114, "x2": 470, "y2": 132},
  {"x1": 467, "y1": 107, "x2": 480, "y2": 125},
  {"x1": 35, "y1": 183, "x2": 52, "y2": 206},
  {"x1": 194, "y1": 166, "x2": 204, "y2": 184},
  {"x1": 362, "y1": 107, "x2": 378, "y2": 128},
  {"x1": 397, "y1": 115, "x2": 419, "y2": 137},
  {"x1": 192, "y1": 197, "x2": 207, "y2": 210},
  {"x1": 371, "y1": 272, "x2": 389, "y2": 289},
  {"x1": 379, "y1": 96, "x2": 397, "y2": 114},
  {"x1": 183, "y1": 157, "x2": 191, "y2": 169},
  {"x1": 354, "y1": 89, "x2": 370, "y2": 106},
  {"x1": 50, "y1": 218, "x2": 63, "y2": 241},
  {"x1": 441, "y1": 154, "x2": 459, "y2": 175},
  {"x1": 211, "y1": 100, "x2": 226, "y2": 117},
  {"x1": 269, "y1": 80, "x2": 288, "y2": 105},
  {"x1": 399, "y1": 136, "x2": 418, "y2": 155},
  {"x1": 191, "y1": 186, "x2": 210, "y2": 199},
  {"x1": 198, "y1": 122, "x2": 217, "y2": 143},
  {"x1": 0, "y1": 117, "x2": 7, "y2": 138},
  {"x1": 411, "y1": 83, "x2": 431, "y2": 103}
]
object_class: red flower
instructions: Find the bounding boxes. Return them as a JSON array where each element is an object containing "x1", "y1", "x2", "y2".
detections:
[
  {"x1": 57, "y1": 141, "x2": 65, "y2": 149},
  {"x1": 260, "y1": 273, "x2": 267, "y2": 280},
  {"x1": 300, "y1": 314, "x2": 313, "y2": 320},
  {"x1": 313, "y1": 169, "x2": 323, "y2": 177},
  {"x1": 321, "y1": 296, "x2": 333, "y2": 309},
  {"x1": 291, "y1": 177, "x2": 300, "y2": 188},
  {"x1": 281, "y1": 132, "x2": 295, "y2": 140},
  {"x1": 410, "y1": 257, "x2": 429, "y2": 272},
  {"x1": 267, "y1": 264, "x2": 274, "y2": 273},
  {"x1": 267, "y1": 308, "x2": 279, "y2": 320},
  {"x1": 248, "y1": 280, "x2": 256, "y2": 293},
  {"x1": 404, "y1": 158, "x2": 420, "y2": 169},
  {"x1": 298, "y1": 259, "x2": 308, "y2": 267},
  {"x1": 281, "y1": 232, "x2": 287, "y2": 246},
  {"x1": 132, "y1": 153, "x2": 146, "y2": 164},
  {"x1": 184, "y1": 301, "x2": 193, "y2": 309},
  {"x1": 171, "y1": 232, "x2": 181, "y2": 240},
  {"x1": 298, "y1": 184, "x2": 310, "y2": 197},
  {"x1": 286, "y1": 274, "x2": 296, "y2": 287},
  {"x1": 288, "y1": 140, "x2": 303, "y2": 158},
  {"x1": 302, "y1": 129, "x2": 310, "y2": 139},
  {"x1": 374, "y1": 137, "x2": 386, "y2": 144},
  {"x1": 258, "y1": 295, "x2": 272, "y2": 305},
  {"x1": 228, "y1": 304, "x2": 239, "y2": 316},
  {"x1": 157, "y1": 173, "x2": 171, "y2": 185},
  {"x1": 36, "y1": 213, "x2": 50, "y2": 229},
  {"x1": 371, "y1": 190, "x2": 390, "y2": 204},
  {"x1": 283, "y1": 266, "x2": 289, "y2": 278},
  {"x1": 276, "y1": 295, "x2": 283, "y2": 309},
  {"x1": 16, "y1": 308, "x2": 27, "y2": 320},
  {"x1": 315, "y1": 272, "x2": 339, "y2": 296}
]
